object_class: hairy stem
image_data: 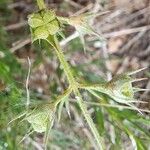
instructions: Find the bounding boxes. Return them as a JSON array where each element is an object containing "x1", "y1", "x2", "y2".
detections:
[
  {"x1": 49, "y1": 35, "x2": 105, "y2": 150},
  {"x1": 36, "y1": 0, "x2": 46, "y2": 10}
]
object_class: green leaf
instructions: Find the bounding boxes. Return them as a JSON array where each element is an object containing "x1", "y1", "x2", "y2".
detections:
[
  {"x1": 0, "y1": 61, "x2": 10, "y2": 81},
  {"x1": 134, "y1": 118, "x2": 150, "y2": 125},
  {"x1": 95, "y1": 107, "x2": 105, "y2": 135},
  {"x1": 58, "y1": 98, "x2": 66, "y2": 122},
  {"x1": 135, "y1": 138, "x2": 147, "y2": 150},
  {"x1": 128, "y1": 121, "x2": 150, "y2": 138},
  {"x1": 56, "y1": 88, "x2": 72, "y2": 122}
]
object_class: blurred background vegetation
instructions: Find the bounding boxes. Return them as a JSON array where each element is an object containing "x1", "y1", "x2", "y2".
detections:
[{"x1": 0, "y1": 0, "x2": 150, "y2": 149}]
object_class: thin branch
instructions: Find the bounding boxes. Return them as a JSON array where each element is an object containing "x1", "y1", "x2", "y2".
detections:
[
  {"x1": 4, "y1": 21, "x2": 27, "y2": 31},
  {"x1": 10, "y1": 38, "x2": 31, "y2": 53},
  {"x1": 26, "y1": 57, "x2": 31, "y2": 109},
  {"x1": 9, "y1": 25, "x2": 150, "y2": 53}
]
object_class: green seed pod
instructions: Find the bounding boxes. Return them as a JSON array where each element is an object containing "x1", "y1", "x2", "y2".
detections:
[
  {"x1": 107, "y1": 74, "x2": 131, "y2": 89},
  {"x1": 28, "y1": 10, "x2": 60, "y2": 42},
  {"x1": 26, "y1": 103, "x2": 55, "y2": 133},
  {"x1": 120, "y1": 82, "x2": 134, "y2": 98},
  {"x1": 107, "y1": 74, "x2": 134, "y2": 100}
]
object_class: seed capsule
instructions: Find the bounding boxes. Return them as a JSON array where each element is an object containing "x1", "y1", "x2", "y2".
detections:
[
  {"x1": 26, "y1": 103, "x2": 55, "y2": 133},
  {"x1": 28, "y1": 10, "x2": 60, "y2": 42}
]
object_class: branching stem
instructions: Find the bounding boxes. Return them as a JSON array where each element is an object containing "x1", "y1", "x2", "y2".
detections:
[
  {"x1": 49, "y1": 35, "x2": 105, "y2": 150},
  {"x1": 35, "y1": 0, "x2": 105, "y2": 148}
]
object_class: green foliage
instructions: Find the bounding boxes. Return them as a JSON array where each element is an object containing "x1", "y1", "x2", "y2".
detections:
[{"x1": 0, "y1": 0, "x2": 149, "y2": 149}]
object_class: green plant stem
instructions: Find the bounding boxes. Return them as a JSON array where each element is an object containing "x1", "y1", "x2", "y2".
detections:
[
  {"x1": 49, "y1": 35, "x2": 105, "y2": 150},
  {"x1": 37, "y1": 0, "x2": 46, "y2": 10}
]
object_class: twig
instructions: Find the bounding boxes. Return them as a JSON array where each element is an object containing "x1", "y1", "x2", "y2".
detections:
[
  {"x1": 26, "y1": 57, "x2": 31, "y2": 109},
  {"x1": 119, "y1": 29, "x2": 147, "y2": 54},
  {"x1": 10, "y1": 38, "x2": 31, "y2": 53},
  {"x1": 117, "y1": 57, "x2": 130, "y2": 74},
  {"x1": 60, "y1": 31, "x2": 79, "y2": 46},
  {"x1": 10, "y1": 25, "x2": 150, "y2": 53},
  {"x1": 138, "y1": 44, "x2": 150, "y2": 58},
  {"x1": 73, "y1": 4, "x2": 93, "y2": 16},
  {"x1": 101, "y1": 43, "x2": 112, "y2": 80},
  {"x1": 8, "y1": 2, "x2": 26, "y2": 9},
  {"x1": 4, "y1": 21, "x2": 28, "y2": 31},
  {"x1": 27, "y1": 137, "x2": 43, "y2": 150},
  {"x1": 104, "y1": 25, "x2": 150, "y2": 38},
  {"x1": 65, "y1": 0, "x2": 82, "y2": 9},
  {"x1": 98, "y1": 7, "x2": 150, "y2": 32}
]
